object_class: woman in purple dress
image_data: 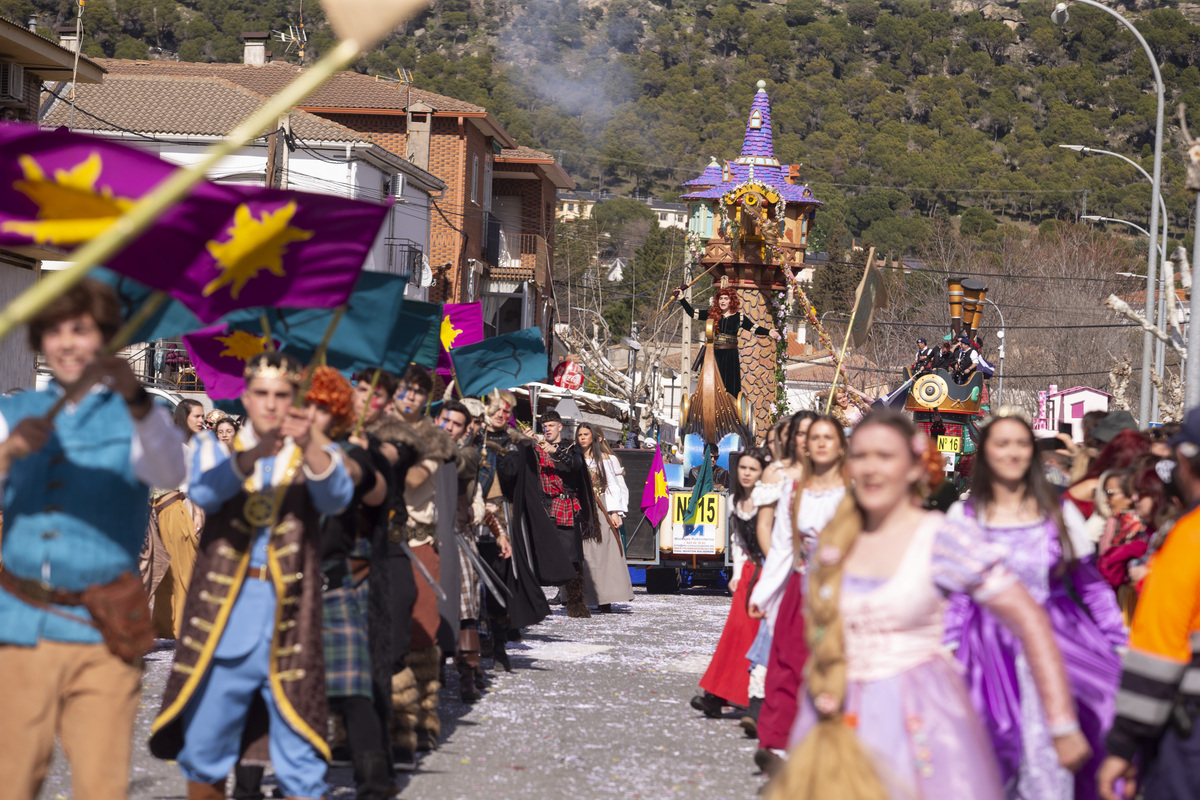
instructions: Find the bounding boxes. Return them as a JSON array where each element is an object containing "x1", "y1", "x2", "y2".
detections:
[
  {"x1": 944, "y1": 409, "x2": 1126, "y2": 800},
  {"x1": 772, "y1": 410, "x2": 1089, "y2": 800}
]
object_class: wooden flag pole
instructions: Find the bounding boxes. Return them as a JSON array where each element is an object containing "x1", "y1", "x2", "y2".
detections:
[
  {"x1": 0, "y1": 37, "x2": 364, "y2": 345},
  {"x1": 295, "y1": 305, "x2": 346, "y2": 405},
  {"x1": 645, "y1": 263, "x2": 720, "y2": 328},
  {"x1": 824, "y1": 303, "x2": 860, "y2": 416},
  {"x1": 824, "y1": 247, "x2": 875, "y2": 416}
]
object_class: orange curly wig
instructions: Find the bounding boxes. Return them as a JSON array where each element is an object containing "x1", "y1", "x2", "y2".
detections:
[
  {"x1": 304, "y1": 366, "x2": 354, "y2": 433},
  {"x1": 708, "y1": 286, "x2": 741, "y2": 318}
]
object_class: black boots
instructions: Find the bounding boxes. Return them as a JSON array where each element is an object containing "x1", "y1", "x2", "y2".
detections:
[
  {"x1": 689, "y1": 691, "x2": 724, "y2": 718},
  {"x1": 740, "y1": 696, "x2": 763, "y2": 737},
  {"x1": 489, "y1": 615, "x2": 512, "y2": 672},
  {"x1": 352, "y1": 751, "x2": 392, "y2": 800},
  {"x1": 456, "y1": 626, "x2": 483, "y2": 703},
  {"x1": 565, "y1": 568, "x2": 590, "y2": 618}
]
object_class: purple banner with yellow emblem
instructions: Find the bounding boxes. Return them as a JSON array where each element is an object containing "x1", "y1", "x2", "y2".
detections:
[
  {"x1": 183, "y1": 325, "x2": 276, "y2": 400},
  {"x1": 0, "y1": 124, "x2": 388, "y2": 322}
]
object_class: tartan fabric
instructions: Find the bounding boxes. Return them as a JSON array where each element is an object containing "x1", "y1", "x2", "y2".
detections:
[
  {"x1": 457, "y1": 525, "x2": 481, "y2": 620},
  {"x1": 322, "y1": 579, "x2": 372, "y2": 699},
  {"x1": 534, "y1": 445, "x2": 580, "y2": 526}
]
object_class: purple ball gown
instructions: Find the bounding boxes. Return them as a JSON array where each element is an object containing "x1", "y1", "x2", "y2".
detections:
[{"x1": 944, "y1": 500, "x2": 1126, "y2": 800}]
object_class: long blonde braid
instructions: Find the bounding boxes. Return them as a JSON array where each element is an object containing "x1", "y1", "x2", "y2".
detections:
[{"x1": 769, "y1": 412, "x2": 927, "y2": 800}]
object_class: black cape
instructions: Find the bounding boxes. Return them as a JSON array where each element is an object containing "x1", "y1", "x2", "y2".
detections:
[{"x1": 498, "y1": 441, "x2": 577, "y2": 629}]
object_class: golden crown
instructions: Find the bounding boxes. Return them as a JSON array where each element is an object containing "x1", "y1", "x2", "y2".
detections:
[{"x1": 243, "y1": 355, "x2": 302, "y2": 384}]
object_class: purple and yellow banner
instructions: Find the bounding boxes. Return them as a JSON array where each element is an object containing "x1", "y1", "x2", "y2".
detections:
[
  {"x1": 436, "y1": 302, "x2": 484, "y2": 385},
  {"x1": 183, "y1": 325, "x2": 275, "y2": 400},
  {"x1": 0, "y1": 125, "x2": 388, "y2": 322}
]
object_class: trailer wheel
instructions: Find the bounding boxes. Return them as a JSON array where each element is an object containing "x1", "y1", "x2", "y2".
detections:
[{"x1": 645, "y1": 567, "x2": 680, "y2": 595}]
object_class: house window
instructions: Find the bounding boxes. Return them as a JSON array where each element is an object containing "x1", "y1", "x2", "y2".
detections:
[
  {"x1": 567, "y1": 203, "x2": 575, "y2": 212},
  {"x1": 483, "y1": 154, "x2": 493, "y2": 211},
  {"x1": 471, "y1": 154, "x2": 479, "y2": 204},
  {"x1": 659, "y1": 212, "x2": 666, "y2": 221}
]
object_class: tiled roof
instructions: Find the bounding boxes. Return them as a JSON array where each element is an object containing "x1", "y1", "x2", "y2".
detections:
[
  {"x1": 497, "y1": 145, "x2": 554, "y2": 161},
  {"x1": 41, "y1": 74, "x2": 365, "y2": 141},
  {"x1": 95, "y1": 59, "x2": 487, "y2": 113},
  {"x1": 681, "y1": 82, "x2": 822, "y2": 206},
  {"x1": 683, "y1": 158, "x2": 722, "y2": 187}
]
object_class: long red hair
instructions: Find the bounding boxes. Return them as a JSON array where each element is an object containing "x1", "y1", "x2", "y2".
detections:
[{"x1": 708, "y1": 286, "x2": 741, "y2": 318}]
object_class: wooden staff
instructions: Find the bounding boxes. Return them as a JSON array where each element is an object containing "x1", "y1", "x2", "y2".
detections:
[
  {"x1": 824, "y1": 247, "x2": 874, "y2": 416},
  {"x1": 644, "y1": 263, "x2": 721, "y2": 328}
]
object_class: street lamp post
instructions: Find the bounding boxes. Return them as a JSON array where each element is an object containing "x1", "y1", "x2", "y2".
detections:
[
  {"x1": 1064, "y1": 144, "x2": 1173, "y2": 418},
  {"x1": 1084, "y1": 214, "x2": 1173, "y2": 421},
  {"x1": 985, "y1": 297, "x2": 1005, "y2": 406},
  {"x1": 1053, "y1": 2, "x2": 1165, "y2": 427}
]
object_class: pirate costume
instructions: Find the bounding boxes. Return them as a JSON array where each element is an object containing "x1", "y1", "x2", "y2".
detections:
[{"x1": 149, "y1": 359, "x2": 354, "y2": 800}]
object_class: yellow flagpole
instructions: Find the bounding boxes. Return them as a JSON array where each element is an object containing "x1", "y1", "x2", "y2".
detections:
[
  {"x1": 824, "y1": 303, "x2": 859, "y2": 416},
  {"x1": 0, "y1": 37, "x2": 363, "y2": 344}
]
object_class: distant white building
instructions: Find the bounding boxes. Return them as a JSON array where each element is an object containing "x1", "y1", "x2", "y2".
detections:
[
  {"x1": 41, "y1": 73, "x2": 445, "y2": 298},
  {"x1": 1034, "y1": 384, "x2": 1111, "y2": 442}
]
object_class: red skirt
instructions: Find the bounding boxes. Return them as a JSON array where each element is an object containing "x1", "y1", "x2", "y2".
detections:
[
  {"x1": 758, "y1": 569, "x2": 809, "y2": 750},
  {"x1": 698, "y1": 561, "x2": 760, "y2": 708}
]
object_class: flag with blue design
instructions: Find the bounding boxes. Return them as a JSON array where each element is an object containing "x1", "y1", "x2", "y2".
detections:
[{"x1": 450, "y1": 326, "x2": 548, "y2": 397}]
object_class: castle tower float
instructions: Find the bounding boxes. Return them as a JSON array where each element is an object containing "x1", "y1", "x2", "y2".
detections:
[{"x1": 680, "y1": 80, "x2": 823, "y2": 435}]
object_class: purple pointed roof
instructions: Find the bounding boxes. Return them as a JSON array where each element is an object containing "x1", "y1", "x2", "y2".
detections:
[
  {"x1": 683, "y1": 157, "x2": 723, "y2": 187},
  {"x1": 736, "y1": 80, "x2": 779, "y2": 168},
  {"x1": 680, "y1": 80, "x2": 822, "y2": 206}
]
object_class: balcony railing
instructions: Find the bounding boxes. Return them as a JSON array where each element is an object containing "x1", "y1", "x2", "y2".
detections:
[
  {"x1": 498, "y1": 233, "x2": 552, "y2": 286},
  {"x1": 383, "y1": 238, "x2": 425, "y2": 283}
]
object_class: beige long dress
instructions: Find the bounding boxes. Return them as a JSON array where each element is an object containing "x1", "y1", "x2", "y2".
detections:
[{"x1": 582, "y1": 453, "x2": 634, "y2": 606}]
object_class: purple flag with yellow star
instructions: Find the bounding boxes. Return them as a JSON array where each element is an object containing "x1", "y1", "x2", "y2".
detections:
[
  {"x1": 436, "y1": 302, "x2": 484, "y2": 384},
  {"x1": 183, "y1": 325, "x2": 276, "y2": 400},
  {"x1": 0, "y1": 124, "x2": 388, "y2": 322}
]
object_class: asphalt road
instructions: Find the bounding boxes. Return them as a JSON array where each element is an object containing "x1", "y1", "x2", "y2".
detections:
[{"x1": 39, "y1": 587, "x2": 764, "y2": 800}]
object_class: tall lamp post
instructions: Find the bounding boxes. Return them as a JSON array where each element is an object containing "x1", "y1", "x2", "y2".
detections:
[
  {"x1": 1083, "y1": 214, "x2": 1174, "y2": 422},
  {"x1": 984, "y1": 297, "x2": 1006, "y2": 406},
  {"x1": 1062, "y1": 144, "x2": 1173, "y2": 417},
  {"x1": 1053, "y1": 2, "x2": 1165, "y2": 426}
]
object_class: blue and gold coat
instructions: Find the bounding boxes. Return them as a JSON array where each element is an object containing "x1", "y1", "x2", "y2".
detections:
[{"x1": 150, "y1": 429, "x2": 351, "y2": 762}]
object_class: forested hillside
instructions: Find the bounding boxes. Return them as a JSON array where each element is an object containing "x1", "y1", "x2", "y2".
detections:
[{"x1": 9, "y1": 0, "x2": 1200, "y2": 254}]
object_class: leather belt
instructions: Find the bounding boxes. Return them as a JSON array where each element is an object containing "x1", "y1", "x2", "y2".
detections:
[
  {"x1": 0, "y1": 566, "x2": 85, "y2": 606},
  {"x1": 714, "y1": 333, "x2": 738, "y2": 347},
  {"x1": 245, "y1": 566, "x2": 270, "y2": 581}
]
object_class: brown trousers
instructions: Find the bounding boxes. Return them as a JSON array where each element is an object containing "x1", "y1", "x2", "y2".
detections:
[
  {"x1": 158, "y1": 498, "x2": 198, "y2": 637},
  {"x1": 0, "y1": 640, "x2": 142, "y2": 800}
]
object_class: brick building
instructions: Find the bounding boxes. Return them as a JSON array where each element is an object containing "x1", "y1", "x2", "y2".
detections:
[{"x1": 95, "y1": 47, "x2": 573, "y2": 338}]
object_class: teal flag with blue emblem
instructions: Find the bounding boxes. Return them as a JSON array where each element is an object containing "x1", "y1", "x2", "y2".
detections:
[{"x1": 450, "y1": 326, "x2": 548, "y2": 397}]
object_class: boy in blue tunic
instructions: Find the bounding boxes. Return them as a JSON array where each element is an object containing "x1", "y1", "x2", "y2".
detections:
[{"x1": 0, "y1": 280, "x2": 187, "y2": 800}]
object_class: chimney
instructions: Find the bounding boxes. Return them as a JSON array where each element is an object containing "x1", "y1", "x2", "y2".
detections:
[
  {"x1": 241, "y1": 32, "x2": 270, "y2": 66},
  {"x1": 27, "y1": 14, "x2": 37, "y2": 32},
  {"x1": 56, "y1": 25, "x2": 79, "y2": 52}
]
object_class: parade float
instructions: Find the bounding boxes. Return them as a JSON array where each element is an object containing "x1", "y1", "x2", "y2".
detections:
[
  {"x1": 901, "y1": 277, "x2": 994, "y2": 485},
  {"x1": 622, "y1": 81, "x2": 829, "y2": 589}
]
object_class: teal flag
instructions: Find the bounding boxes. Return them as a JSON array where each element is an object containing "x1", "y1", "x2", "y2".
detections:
[
  {"x1": 405, "y1": 299, "x2": 443, "y2": 370},
  {"x1": 684, "y1": 444, "x2": 715, "y2": 523},
  {"x1": 96, "y1": 269, "x2": 433, "y2": 377},
  {"x1": 450, "y1": 326, "x2": 548, "y2": 397}
]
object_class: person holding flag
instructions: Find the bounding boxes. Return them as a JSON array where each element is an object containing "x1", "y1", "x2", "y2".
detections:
[
  {"x1": 369, "y1": 364, "x2": 458, "y2": 756},
  {"x1": 149, "y1": 352, "x2": 354, "y2": 800},
  {"x1": 0, "y1": 280, "x2": 187, "y2": 800}
]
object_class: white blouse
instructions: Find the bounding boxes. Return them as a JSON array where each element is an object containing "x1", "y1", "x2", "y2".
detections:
[{"x1": 586, "y1": 453, "x2": 629, "y2": 514}]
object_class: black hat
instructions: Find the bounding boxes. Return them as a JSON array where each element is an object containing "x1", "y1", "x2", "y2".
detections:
[
  {"x1": 1168, "y1": 407, "x2": 1200, "y2": 454},
  {"x1": 916, "y1": 337, "x2": 926, "y2": 344},
  {"x1": 1091, "y1": 410, "x2": 1137, "y2": 444}
]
